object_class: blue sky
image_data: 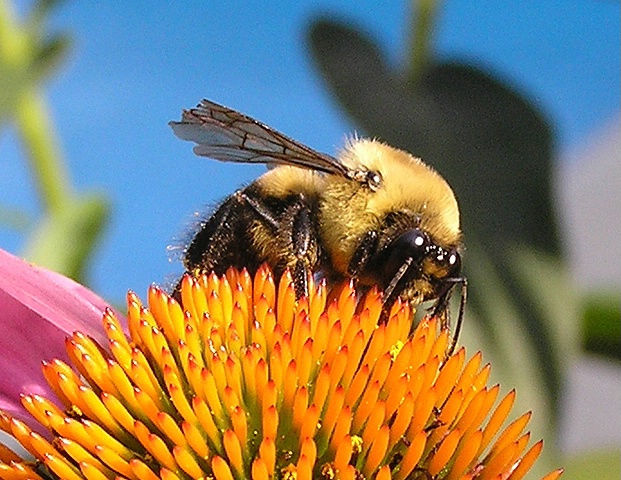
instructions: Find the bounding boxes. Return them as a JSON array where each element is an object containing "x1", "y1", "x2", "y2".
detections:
[{"x1": 1, "y1": 1, "x2": 619, "y2": 302}]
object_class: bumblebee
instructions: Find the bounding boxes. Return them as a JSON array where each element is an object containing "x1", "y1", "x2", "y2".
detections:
[{"x1": 170, "y1": 99, "x2": 466, "y2": 336}]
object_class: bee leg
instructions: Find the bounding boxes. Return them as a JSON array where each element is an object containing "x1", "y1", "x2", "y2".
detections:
[
  {"x1": 449, "y1": 277, "x2": 467, "y2": 356},
  {"x1": 347, "y1": 231, "x2": 415, "y2": 321},
  {"x1": 238, "y1": 191, "x2": 280, "y2": 229},
  {"x1": 347, "y1": 230, "x2": 379, "y2": 276},
  {"x1": 290, "y1": 198, "x2": 315, "y2": 299},
  {"x1": 432, "y1": 277, "x2": 467, "y2": 358}
]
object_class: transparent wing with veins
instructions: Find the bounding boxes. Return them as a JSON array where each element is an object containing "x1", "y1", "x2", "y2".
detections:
[{"x1": 169, "y1": 99, "x2": 363, "y2": 180}]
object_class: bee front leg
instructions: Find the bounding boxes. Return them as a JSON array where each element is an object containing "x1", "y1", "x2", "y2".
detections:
[
  {"x1": 347, "y1": 230, "x2": 379, "y2": 276},
  {"x1": 238, "y1": 191, "x2": 280, "y2": 229}
]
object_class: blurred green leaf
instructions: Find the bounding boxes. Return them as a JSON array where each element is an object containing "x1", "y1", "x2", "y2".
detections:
[
  {"x1": 28, "y1": 0, "x2": 66, "y2": 26},
  {"x1": 459, "y1": 246, "x2": 571, "y2": 477},
  {"x1": 582, "y1": 291, "x2": 621, "y2": 360},
  {"x1": 31, "y1": 33, "x2": 72, "y2": 81},
  {"x1": 464, "y1": 247, "x2": 574, "y2": 405},
  {"x1": 24, "y1": 0, "x2": 71, "y2": 81},
  {"x1": 22, "y1": 194, "x2": 110, "y2": 283},
  {"x1": 502, "y1": 244, "x2": 580, "y2": 414},
  {"x1": 562, "y1": 448, "x2": 621, "y2": 480}
]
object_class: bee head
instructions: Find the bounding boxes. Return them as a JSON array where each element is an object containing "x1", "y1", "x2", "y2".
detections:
[{"x1": 378, "y1": 229, "x2": 462, "y2": 304}]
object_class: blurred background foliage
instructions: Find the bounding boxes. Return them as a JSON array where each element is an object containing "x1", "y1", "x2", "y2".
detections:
[
  {"x1": 0, "y1": 0, "x2": 109, "y2": 281},
  {"x1": 1, "y1": 1, "x2": 618, "y2": 479},
  {"x1": 305, "y1": 5, "x2": 593, "y2": 478}
]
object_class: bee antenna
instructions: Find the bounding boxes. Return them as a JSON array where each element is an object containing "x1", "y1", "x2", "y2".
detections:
[{"x1": 382, "y1": 256, "x2": 414, "y2": 308}]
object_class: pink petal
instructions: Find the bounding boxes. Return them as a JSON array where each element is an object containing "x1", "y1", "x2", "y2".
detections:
[{"x1": 0, "y1": 248, "x2": 123, "y2": 425}]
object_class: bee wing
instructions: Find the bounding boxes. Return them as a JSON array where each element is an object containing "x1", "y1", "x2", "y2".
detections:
[{"x1": 170, "y1": 99, "x2": 354, "y2": 178}]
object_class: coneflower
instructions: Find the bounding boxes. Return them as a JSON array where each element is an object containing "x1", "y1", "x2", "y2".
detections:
[{"x1": 0, "y1": 251, "x2": 562, "y2": 479}]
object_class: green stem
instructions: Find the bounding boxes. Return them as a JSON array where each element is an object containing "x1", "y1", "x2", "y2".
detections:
[
  {"x1": 407, "y1": 0, "x2": 440, "y2": 86},
  {"x1": 15, "y1": 89, "x2": 73, "y2": 213},
  {"x1": 0, "y1": 1, "x2": 23, "y2": 61},
  {"x1": 2, "y1": 0, "x2": 73, "y2": 214}
]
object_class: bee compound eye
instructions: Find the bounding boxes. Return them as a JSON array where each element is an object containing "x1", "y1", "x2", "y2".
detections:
[
  {"x1": 407, "y1": 229, "x2": 426, "y2": 249},
  {"x1": 392, "y1": 229, "x2": 427, "y2": 257},
  {"x1": 380, "y1": 229, "x2": 429, "y2": 283}
]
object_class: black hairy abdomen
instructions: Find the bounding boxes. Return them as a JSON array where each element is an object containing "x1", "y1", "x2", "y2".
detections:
[{"x1": 183, "y1": 184, "x2": 323, "y2": 280}]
